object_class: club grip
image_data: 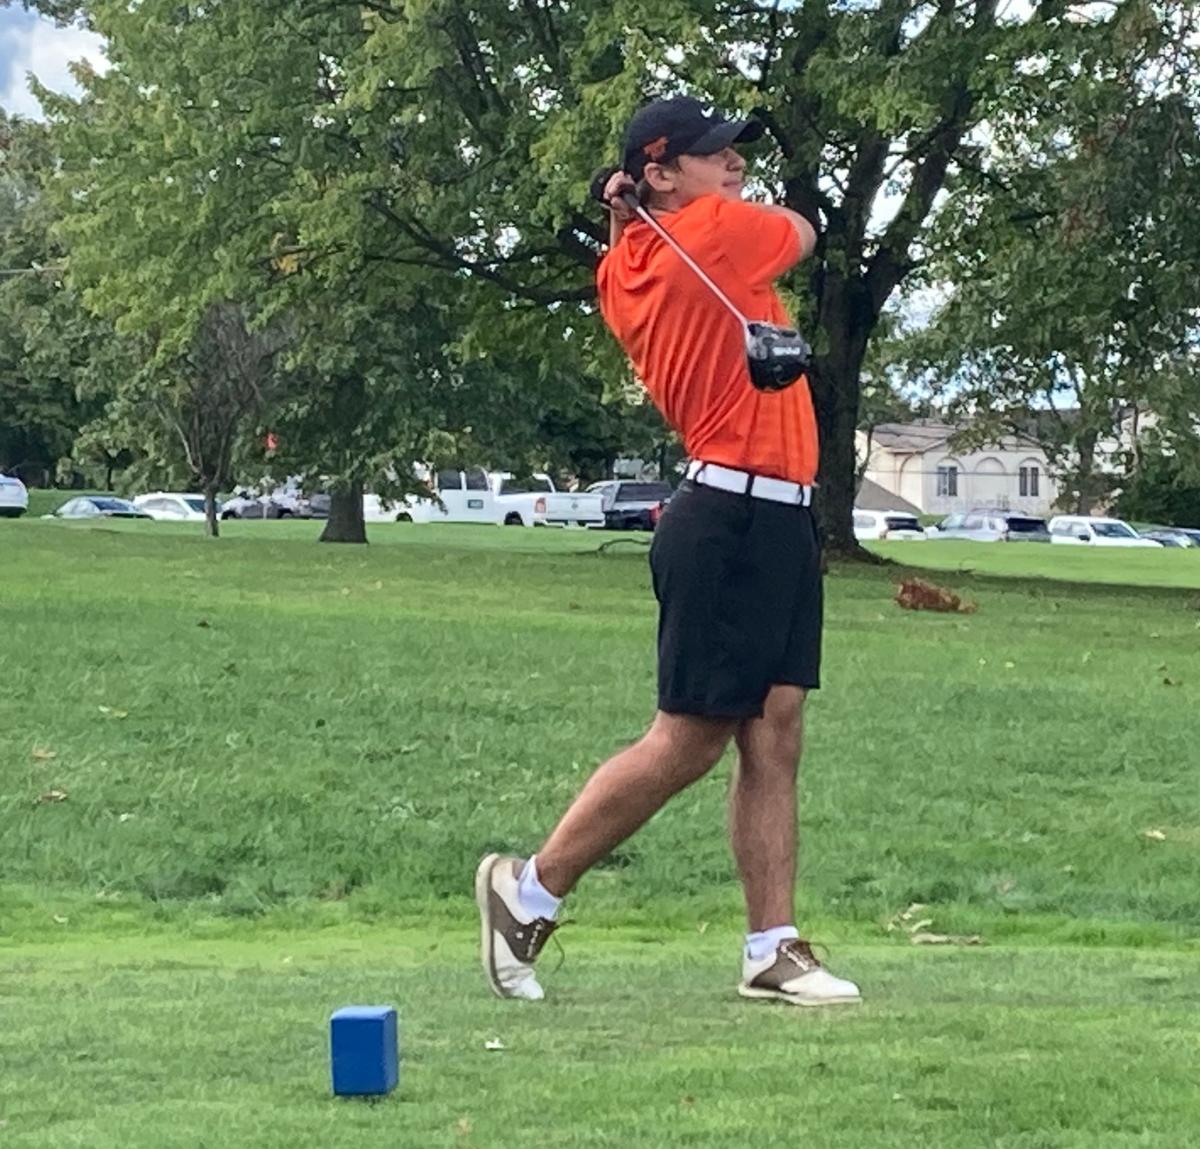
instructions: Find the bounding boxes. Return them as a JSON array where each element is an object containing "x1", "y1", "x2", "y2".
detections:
[{"x1": 589, "y1": 166, "x2": 620, "y2": 205}]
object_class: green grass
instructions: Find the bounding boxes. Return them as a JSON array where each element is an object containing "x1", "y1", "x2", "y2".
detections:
[
  {"x1": 3, "y1": 927, "x2": 1198, "y2": 1148},
  {"x1": 1, "y1": 518, "x2": 1198, "y2": 1145}
]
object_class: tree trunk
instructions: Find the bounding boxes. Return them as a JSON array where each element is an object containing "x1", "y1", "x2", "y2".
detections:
[
  {"x1": 808, "y1": 279, "x2": 879, "y2": 561},
  {"x1": 320, "y1": 481, "x2": 367, "y2": 543},
  {"x1": 204, "y1": 483, "x2": 220, "y2": 538},
  {"x1": 1073, "y1": 432, "x2": 1098, "y2": 515},
  {"x1": 105, "y1": 456, "x2": 115, "y2": 490}
]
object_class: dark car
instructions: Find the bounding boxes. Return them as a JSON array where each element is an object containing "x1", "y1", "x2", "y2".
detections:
[
  {"x1": 49, "y1": 496, "x2": 152, "y2": 520},
  {"x1": 930, "y1": 510, "x2": 1051, "y2": 542},
  {"x1": 1143, "y1": 529, "x2": 1200, "y2": 549},
  {"x1": 587, "y1": 480, "x2": 674, "y2": 531}
]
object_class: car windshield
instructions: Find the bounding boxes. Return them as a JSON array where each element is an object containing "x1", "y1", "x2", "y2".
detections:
[
  {"x1": 184, "y1": 498, "x2": 207, "y2": 512},
  {"x1": 617, "y1": 483, "x2": 671, "y2": 501},
  {"x1": 1006, "y1": 517, "x2": 1048, "y2": 533},
  {"x1": 884, "y1": 516, "x2": 920, "y2": 531},
  {"x1": 1093, "y1": 522, "x2": 1137, "y2": 538},
  {"x1": 92, "y1": 498, "x2": 134, "y2": 510}
]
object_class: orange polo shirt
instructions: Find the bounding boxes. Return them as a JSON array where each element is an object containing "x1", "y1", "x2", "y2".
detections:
[{"x1": 597, "y1": 194, "x2": 819, "y2": 485}]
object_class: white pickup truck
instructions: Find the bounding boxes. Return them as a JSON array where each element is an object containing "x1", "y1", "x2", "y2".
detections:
[{"x1": 363, "y1": 468, "x2": 604, "y2": 528}]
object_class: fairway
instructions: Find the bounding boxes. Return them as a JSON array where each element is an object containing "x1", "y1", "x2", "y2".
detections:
[{"x1": 2, "y1": 520, "x2": 1198, "y2": 1146}]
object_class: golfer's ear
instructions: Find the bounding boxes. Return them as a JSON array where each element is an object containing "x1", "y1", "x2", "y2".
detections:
[{"x1": 642, "y1": 162, "x2": 677, "y2": 193}]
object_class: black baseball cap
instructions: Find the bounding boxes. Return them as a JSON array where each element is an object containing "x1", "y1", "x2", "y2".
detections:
[{"x1": 622, "y1": 97, "x2": 764, "y2": 181}]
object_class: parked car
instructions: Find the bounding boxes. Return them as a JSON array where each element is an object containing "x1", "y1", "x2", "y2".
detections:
[
  {"x1": 586, "y1": 480, "x2": 674, "y2": 531},
  {"x1": 0, "y1": 472, "x2": 29, "y2": 518},
  {"x1": 133, "y1": 492, "x2": 214, "y2": 522},
  {"x1": 46, "y1": 496, "x2": 152, "y2": 520},
  {"x1": 1141, "y1": 528, "x2": 1200, "y2": 549},
  {"x1": 364, "y1": 469, "x2": 604, "y2": 528},
  {"x1": 220, "y1": 489, "x2": 300, "y2": 520},
  {"x1": 1047, "y1": 515, "x2": 1162, "y2": 547},
  {"x1": 928, "y1": 510, "x2": 1051, "y2": 542},
  {"x1": 853, "y1": 508, "x2": 926, "y2": 541}
]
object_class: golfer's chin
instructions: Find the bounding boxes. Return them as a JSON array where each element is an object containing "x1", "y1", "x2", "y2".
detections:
[{"x1": 718, "y1": 183, "x2": 745, "y2": 201}]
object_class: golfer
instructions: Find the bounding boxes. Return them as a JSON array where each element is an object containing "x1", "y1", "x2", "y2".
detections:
[{"x1": 476, "y1": 97, "x2": 860, "y2": 1007}]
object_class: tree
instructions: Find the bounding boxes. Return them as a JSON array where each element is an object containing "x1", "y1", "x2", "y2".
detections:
[
  {"x1": 27, "y1": 0, "x2": 1190, "y2": 553},
  {"x1": 0, "y1": 110, "x2": 134, "y2": 486},
  {"x1": 906, "y1": 1, "x2": 1200, "y2": 513}
]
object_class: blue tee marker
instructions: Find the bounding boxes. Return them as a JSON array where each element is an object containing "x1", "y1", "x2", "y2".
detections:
[{"x1": 330, "y1": 1006, "x2": 399, "y2": 1097}]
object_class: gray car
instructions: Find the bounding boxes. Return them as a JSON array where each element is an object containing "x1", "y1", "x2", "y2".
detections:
[
  {"x1": 1143, "y1": 528, "x2": 1200, "y2": 549},
  {"x1": 587, "y1": 480, "x2": 674, "y2": 531},
  {"x1": 930, "y1": 510, "x2": 1051, "y2": 542}
]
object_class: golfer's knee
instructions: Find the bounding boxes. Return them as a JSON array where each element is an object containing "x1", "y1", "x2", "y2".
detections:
[{"x1": 643, "y1": 713, "x2": 732, "y2": 782}]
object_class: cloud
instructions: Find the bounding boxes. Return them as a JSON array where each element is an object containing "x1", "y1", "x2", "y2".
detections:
[{"x1": 0, "y1": 9, "x2": 107, "y2": 119}]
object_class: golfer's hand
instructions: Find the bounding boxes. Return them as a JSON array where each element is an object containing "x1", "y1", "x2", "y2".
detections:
[{"x1": 603, "y1": 171, "x2": 638, "y2": 222}]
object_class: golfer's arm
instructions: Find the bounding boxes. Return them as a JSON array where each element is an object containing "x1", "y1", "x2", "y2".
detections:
[{"x1": 756, "y1": 204, "x2": 817, "y2": 261}]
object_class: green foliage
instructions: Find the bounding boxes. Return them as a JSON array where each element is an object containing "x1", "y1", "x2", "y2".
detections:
[
  {"x1": 1118, "y1": 437, "x2": 1200, "y2": 527},
  {"x1": 21, "y1": 0, "x2": 1194, "y2": 548},
  {"x1": 0, "y1": 111, "x2": 136, "y2": 484},
  {"x1": 909, "y1": 1, "x2": 1200, "y2": 498}
]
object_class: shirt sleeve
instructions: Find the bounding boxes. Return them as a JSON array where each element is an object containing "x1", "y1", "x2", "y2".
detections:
[{"x1": 707, "y1": 198, "x2": 802, "y2": 288}]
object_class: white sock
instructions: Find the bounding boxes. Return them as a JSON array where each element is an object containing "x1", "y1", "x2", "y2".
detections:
[
  {"x1": 517, "y1": 856, "x2": 561, "y2": 921},
  {"x1": 746, "y1": 924, "x2": 800, "y2": 962}
]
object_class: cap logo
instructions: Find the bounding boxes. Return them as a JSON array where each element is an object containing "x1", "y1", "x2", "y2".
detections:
[
  {"x1": 643, "y1": 135, "x2": 669, "y2": 161},
  {"x1": 700, "y1": 105, "x2": 715, "y2": 119}
]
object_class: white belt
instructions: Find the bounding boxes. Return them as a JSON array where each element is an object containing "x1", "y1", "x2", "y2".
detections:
[{"x1": 686, "y1": 461, "x2": 813, "y2": 507}]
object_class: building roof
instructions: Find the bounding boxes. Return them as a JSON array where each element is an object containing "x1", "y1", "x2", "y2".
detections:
[
  {"x1": 868, "y1": 420, "x2": 957, "y2": 452},
  {"x1": 854, "y1": 477, "x2": 924, "y2": 516},
  {"x1": 868, "y1": 417, "x2": 1048, "y2": 455}
]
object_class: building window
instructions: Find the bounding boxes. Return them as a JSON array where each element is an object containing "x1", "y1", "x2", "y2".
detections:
[
  {"x1": 937, "y1": 465, "x2": 958, "y2": 497},
  {"x1": 1019, "y1": 465, "x2": 1040, "y2": 497}
]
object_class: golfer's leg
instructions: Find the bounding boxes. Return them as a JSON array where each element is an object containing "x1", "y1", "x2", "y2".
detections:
[
  {"x1": 534, "y1": 711, "x2": 736, "y2": 898},
  {"x1": 729, "y1": 685, "x2": 805, "y2": 931}
]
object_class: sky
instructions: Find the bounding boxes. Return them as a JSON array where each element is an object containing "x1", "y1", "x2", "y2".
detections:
[{"x1": 0, "y1": 6, "x2": 107, "y2": 119}]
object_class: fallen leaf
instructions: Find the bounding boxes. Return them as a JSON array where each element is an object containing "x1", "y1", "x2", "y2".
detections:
[
  {"x1": 196, "y1": 619, "x2": 211, "y2": 628},
  {"x1": 911, "y1": 932, "x2": 983, "y2": 946},
  {"x1": 1143, "y1": 829, "x2": 1167, "y2": 842},
  {"x1": 484, "y1": 1038, "x2": 505, "y2": 1051},
  {"x1": 98, "y1": 705, "x2": 129, "y2": 719},
  {"x1": 373, "y1": 581, "x2": 384, "y2": 590},
  {"x1": 52, "y1": 915, "x2": 69, "y2": 925},
  {"x1": 37, "y1": 789, "x2": 68, "y2": 804},
  {"x1": 895, "y1": 578, "x2": 976, "y2": 614},
  {"x1": 118, "y1": 812, "x2": 135, "y2": 823},
  {"x1": 31, "y1": 747, "x2": 56, "y2": 761},
  {"x1": 1081, "y1": 651, "x2": 1092, "y2": 664},
  {"x1": 455, "y1": 1117, "x2": 473, "y2": 1136},
  {"x1": 1004, "y1": 661, "x2": 1016, "y2": 670},
  {"x1": 697, "y1": 921, "x2": 709, "y2": 934},
  {"x1": 340, "y1": 587, "x2": 351, "y2": 596},
  {"x1": 1163, "y1": 677, "x2": 1180, "y2": 687}
]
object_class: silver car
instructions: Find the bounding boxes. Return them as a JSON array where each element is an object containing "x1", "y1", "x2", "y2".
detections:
[{"x1": 929, "y1": 510, "x2": 1051, "y2": 542}]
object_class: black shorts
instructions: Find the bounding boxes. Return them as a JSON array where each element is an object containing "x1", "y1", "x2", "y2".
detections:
[{"x1": 649, "y1": 481, "x2": 823, "y2": 720}]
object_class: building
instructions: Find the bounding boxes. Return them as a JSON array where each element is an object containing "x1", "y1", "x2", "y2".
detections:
[{"x1": 856, "y1": 421, "x2": 1059, "y2": 516}]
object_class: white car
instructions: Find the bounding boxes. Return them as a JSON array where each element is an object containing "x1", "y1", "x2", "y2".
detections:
[
  {"x1": 1047, "y1": 515, "x2": 1163, "y2": 547},
  {"x1": 853, "y1": 508, "x2": 926, "y2": 542},
  {"x1": 133, "y1": 492, "x2": 214, "y2": 522},
  {"x1": 364, "y1": 468, "x2": 604, "y2": 528},
  {"x1": 0, "y1": 473, "x2": 29, "y2": 518}
]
